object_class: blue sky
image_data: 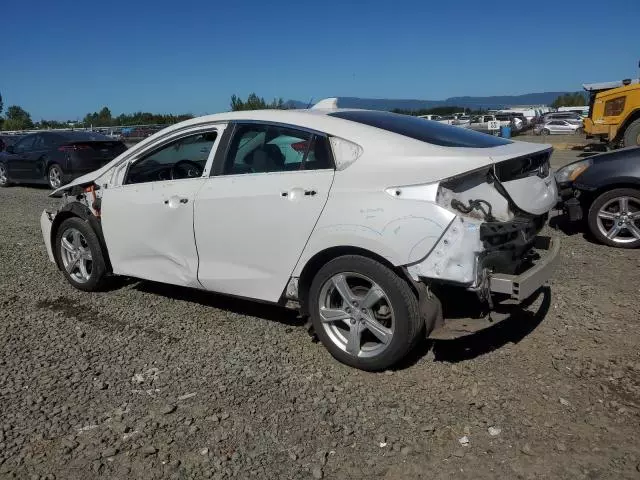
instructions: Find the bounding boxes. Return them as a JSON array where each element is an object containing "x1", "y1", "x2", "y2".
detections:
[{"x1": 2, "y1": 0, "x2": 639, "y2": 120}]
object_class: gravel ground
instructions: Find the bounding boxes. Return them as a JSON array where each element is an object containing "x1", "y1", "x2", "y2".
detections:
[{"x1": 1, "y1": 149, "x2": 639, "y2": 480}]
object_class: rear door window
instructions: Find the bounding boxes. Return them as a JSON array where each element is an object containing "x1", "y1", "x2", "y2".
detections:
[
  {"x1": 330, "y1": 111, "x2": 512, "y2": 147},
  {"x1": 224, "y1": 124, "x2": 333, "y2": 174}
]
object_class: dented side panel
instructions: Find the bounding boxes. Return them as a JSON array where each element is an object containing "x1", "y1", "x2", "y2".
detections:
[{"x1": 292, "y1": 190, "x2": 456, "y2": 277}]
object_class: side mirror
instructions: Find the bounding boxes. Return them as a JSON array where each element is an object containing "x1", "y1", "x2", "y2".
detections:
[{"x1": 5, "y1": 145, "x2": 15, "y2": 154}]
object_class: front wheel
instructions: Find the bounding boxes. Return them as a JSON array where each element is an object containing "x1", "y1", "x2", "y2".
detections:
[
  {"x1": 54, "y1": 217, "x2": 109, "y2": 291},
  {"x1": 308, "y1": 255, "x2": 422, "y2": 371},
  {"x1": 542, "y1": 128, "x2": 551, "y2": 135},
  {"x1": 587, "y1": 188, "x2": 640, "y2": 248}
]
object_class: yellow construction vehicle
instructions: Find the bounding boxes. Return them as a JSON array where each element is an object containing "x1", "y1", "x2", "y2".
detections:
[{"x1": 583, "y1": 78, "x2": 640, "y2": 147}]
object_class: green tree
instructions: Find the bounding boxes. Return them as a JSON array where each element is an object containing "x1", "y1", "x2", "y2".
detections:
[
  {"x1": 551, "y1": 92, "x2": 587, "y2": 108},
  {"x1": 3, "y1": 105, "x2": 34, "y2": 130},
  {"x1": 230, "y1": 93, "x2": 286, "y2": 111}
]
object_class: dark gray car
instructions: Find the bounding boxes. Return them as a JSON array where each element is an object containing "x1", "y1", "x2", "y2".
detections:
[{"x1": 0, "y1": 131, "x2": 126, "y2": 189}]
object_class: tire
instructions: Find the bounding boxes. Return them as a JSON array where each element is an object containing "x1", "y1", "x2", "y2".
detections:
[
  {"x1": 0, "y1": 162, "x2": 10, "y2": 187},
  {"x1": 623, "y1": 118, "x2": 640, "y2": 147},
  {"x1": 576, "y1": 127, "x2": 584, "y2": 135},
  {"x1": 48, "y1": 163, "x2": 63, "y2": 189},
  {"x1": 308, "y1": 255, "x2": 422, "y2": 371},
  {"x1": 542, "y1": 128, "x2": 551, "y2": 135},
  {"x1": 587, "y1": 188, "x2": 640, "y2": 249},
  {"x1": 54, "y1": 217, "x2": 109, "y2": 291}
]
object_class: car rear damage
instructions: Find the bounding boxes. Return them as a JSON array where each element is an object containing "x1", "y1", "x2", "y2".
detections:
[{"x1": 401, "y1": 147, "x2": 560, "y2": 337}]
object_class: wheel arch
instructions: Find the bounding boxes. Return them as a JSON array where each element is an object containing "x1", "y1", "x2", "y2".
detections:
[
  {"x1": 296, "y1": 245, "x2": 412, "y2": 315},
  {"x1": 51, "y1": 203, "x2": 112, "y2": 272},
  {"x1": 580, "y1": 181, "x2": 640, "y2": 207}
]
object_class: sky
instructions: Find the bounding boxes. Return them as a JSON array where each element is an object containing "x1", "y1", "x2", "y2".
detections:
[{"x1": 2, "y1": 0, "x2": 639, "y2": 120}]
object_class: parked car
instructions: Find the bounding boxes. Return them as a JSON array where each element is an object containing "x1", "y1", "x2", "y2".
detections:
[
  {"x1": 435, "y1": 115, "x2": 458, "y2": 125},
  {"x1": 535, "y1": 120, "x2": 583, "y2": 135},
  {"x1": 452, "y1": 115, "x2": 471, "y2": 127},
  {"x1": 556, "y1": 147, "x2": 640, "y2": 248},
  {"x1": 0, "y1": 131, "x2": 127, "y2": 189},
  {"x1": 39, "y1": 106, "x2": 559, "y2": 371},
  {"x1": 467, "y1": 115, "x2": 501, "y2": 134},
  {"x1": 543, "y1": 112, "x2": 583, "y2": 126}
]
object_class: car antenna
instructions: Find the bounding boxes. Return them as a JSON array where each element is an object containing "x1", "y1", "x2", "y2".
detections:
[{"x1": 306, "y1": 97, "x2": 314, "y2": 109}]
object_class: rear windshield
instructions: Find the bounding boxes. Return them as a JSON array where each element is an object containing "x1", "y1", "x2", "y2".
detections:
[
  {"x1": 329, "y1": 110, "x2": 512, "y2": 148},
  {"x1": 59, "y1": 131, "x2": 112, "y2": 141}
]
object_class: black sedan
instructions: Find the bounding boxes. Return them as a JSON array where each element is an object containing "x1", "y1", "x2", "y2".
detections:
[
  {"x1": 556, "y1": 147, "x2": 640, "y2": 248},
  {"x1": 0, "y1": 131, "x2": 127, "y2": 189}
]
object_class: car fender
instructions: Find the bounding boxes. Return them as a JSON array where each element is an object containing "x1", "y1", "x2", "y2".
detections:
[
  {"x1": 292, "y1": 191, "x2": 455, "y2": 277},
  {"x1": 50, "y1": 202, "x2": 112, "y2": 271}
]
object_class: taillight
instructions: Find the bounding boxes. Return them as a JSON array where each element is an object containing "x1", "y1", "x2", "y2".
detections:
[
  {"x1": 291, "y1": 141, "x2": 309, "y2": 152},
  {"x1": 58, "y1": 145, "x2": 91, "y2": 152}
]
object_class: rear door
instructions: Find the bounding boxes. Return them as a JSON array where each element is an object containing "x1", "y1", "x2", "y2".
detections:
[
  {"x1": 25, "y1": 134, "x2": 50, "y2": 181},
  {"x1": 194, "y1": 122, "x2": 335, "y2": 302}
]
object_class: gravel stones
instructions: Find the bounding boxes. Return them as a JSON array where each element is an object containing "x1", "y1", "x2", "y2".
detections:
[{"x1": 1, "y1": 154, "x2": 639, "y2": 479}]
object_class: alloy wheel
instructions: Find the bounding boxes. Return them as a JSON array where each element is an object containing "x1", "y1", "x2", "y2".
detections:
[
  {"x1": 60, "y1": 227, "x2": 93, "y2": 283},
  {"x1": 0, "y1": 164, "x2": 7, "y2": 185},
  {"x1": 49, "y1": 166, "x2": 62, "y2": 189},
  {"x1": 317, "y1": 272, "x2": 394, "y2": 358},
  {"x1": 596, "y1": 196, "x2": 640, "y2": 244}
]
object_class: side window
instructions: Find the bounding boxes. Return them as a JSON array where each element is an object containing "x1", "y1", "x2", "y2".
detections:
[
  {"x1": 33, "y1": 135, "x2": 45, "y2": 150},
  {"x1": 13, "y1": 135, "x2": 36, "y2": 153},
  {"x1": 224, "y1": 124, "x2": 315, "y2": 174},
  {"x1": 125, "y1": 130, "x2": 217, "y2": 185},
  {"x1": 41, "y1": 134, "x2": 61, "y2": 149}
]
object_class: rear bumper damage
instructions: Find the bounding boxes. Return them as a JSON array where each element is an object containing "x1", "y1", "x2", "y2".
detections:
[
  {"x1": 488, "y1": 235, "x2": 560, "y2": 301},
  {"x1": 407, "y1": 210, "x2": 560, "y2": 339}
]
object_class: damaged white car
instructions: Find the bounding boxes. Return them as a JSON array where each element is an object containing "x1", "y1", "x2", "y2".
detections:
[{"x1": 40, "y1": 101, "x2": 560, "y2": 371}]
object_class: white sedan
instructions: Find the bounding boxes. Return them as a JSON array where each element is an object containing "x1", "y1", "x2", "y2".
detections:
[{"x1": 40, "y1": 100, "x2": 560, "y2": 371}]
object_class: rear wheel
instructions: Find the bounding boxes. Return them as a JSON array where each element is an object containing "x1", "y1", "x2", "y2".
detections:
[
  {"x1": 0, "y1": 163, "x2": 10, "y2": 187},
  {"x1": 587, "y1": 188, "x2": 640, "y2": 248},
  {"x1": 623, "y1": 119, "x2": 640, "y2": 147},
  {"x1": 308, "y1": 255, "x2": 421, "y2": 371},
  {"x1": 542, "y1": 128, "x2": 550, "y2": 135},
  {"x1": 54, "y1": 217, "x2": 109, "y2": 291},
  {"x1": 48, "y1": 164, "x2": 63, "y2": 189}
]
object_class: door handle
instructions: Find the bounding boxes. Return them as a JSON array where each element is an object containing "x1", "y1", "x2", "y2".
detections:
[
  {"x1": 163, "y1": 197, "x2": 189, "y2": 206},
  {"x1": 304, "y1": 190, "x2": 317, "y2": 196}
]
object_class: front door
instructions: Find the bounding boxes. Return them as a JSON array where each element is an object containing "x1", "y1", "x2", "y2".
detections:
[
  {"x1": 194, "y1": 122, "x2": 335, "y2": 302},
  {"x1": 101, "y1": 126, "x2": 224, "y2": 287}
]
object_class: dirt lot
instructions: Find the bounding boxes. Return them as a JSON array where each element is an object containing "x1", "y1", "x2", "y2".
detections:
[{"x1": 1, "y1": 147, "x2": 639, "y2": 480}]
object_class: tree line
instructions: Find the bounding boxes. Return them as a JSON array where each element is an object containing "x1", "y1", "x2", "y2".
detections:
[
  {"x1": 0, "y1": 91, "x2": 592, "y2": 131},
  {"x1": 551, "y1": 92, "x2": 587, "y2": 108}
]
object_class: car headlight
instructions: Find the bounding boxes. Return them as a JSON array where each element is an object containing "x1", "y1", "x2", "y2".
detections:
[{"x1": 554, "y1": 159, "x2": 592, "y2": 183}]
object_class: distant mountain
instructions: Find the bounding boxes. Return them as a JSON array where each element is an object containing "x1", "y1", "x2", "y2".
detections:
[{"x1": 285, "y1": 92, "x2": 585, "y2": 111}]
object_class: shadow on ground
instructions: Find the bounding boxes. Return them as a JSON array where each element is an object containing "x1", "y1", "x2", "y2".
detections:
[
  {"x1": 394, "y1": 287, "x2": 551, "y2": 368},
  {"x1": 132, "y1": 279, "x2": 550, "y2": 368},
  {"x1": 431, "y1": 288, "x2": 551, "y2": 362}
]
